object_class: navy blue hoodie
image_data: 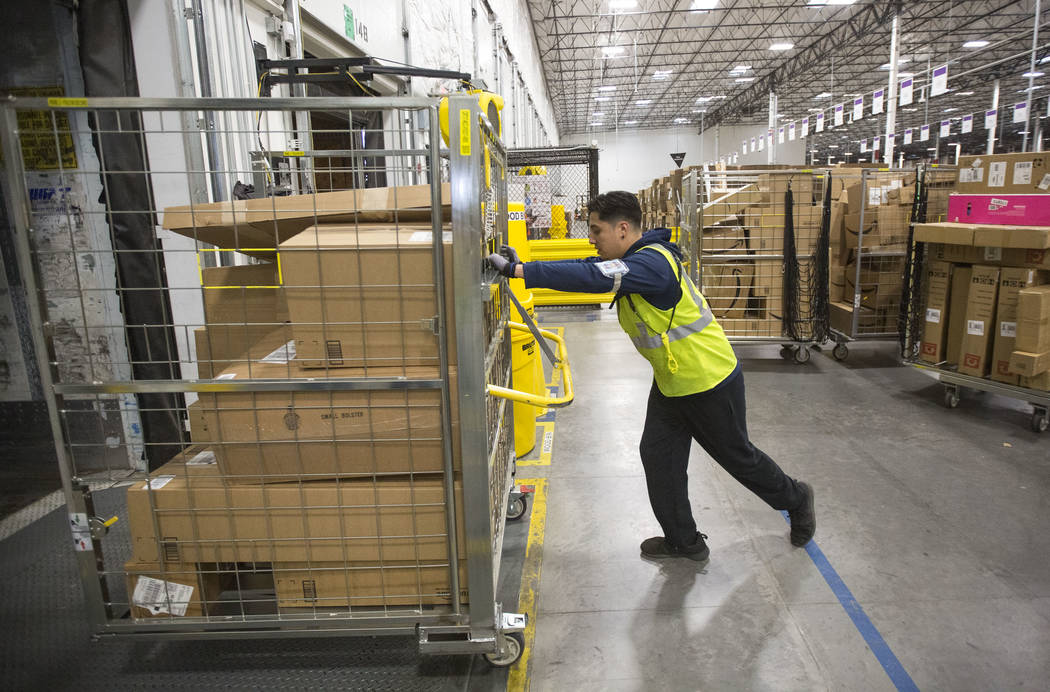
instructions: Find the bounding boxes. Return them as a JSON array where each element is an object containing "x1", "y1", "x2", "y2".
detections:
[{"x1": 522, "y1": 228, "x2": 683, "y2": 309}]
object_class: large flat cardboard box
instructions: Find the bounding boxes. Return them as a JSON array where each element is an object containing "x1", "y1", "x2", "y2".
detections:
[
  {"x1": 281, "y1": 225, "x2": 456, "y2": 368},
  {"x1": 1016, "y1": 285, "x2": 1050, "y2": 353},
  {"x1": 125, "y1": 560, "x2": 223, "y2": 618},
  {"x1": 200, "y1": 263, "x2": 288, "y2": 325},
  {"x1": 920, "y1": 261, "x2": 954, "y2": 364},
  {"x1": 991, "y1": 269, "x2": 1048, "y2": 384},
  {"x1": 949, "y1": 194, "x2": 1050, "y2": 226},
  {"x1": 946, "y1": 266, "x2": 974, "y2": 366},
  {"x1": 190, "y1": 358, "x2": 459, "y2": 481},
  {"x1": 163, "y1": 184, "x2": 452, "y2": 256},
  {"x1": 701, "y1": 226, "x2": 749, "y2": 253},
  {"x1": 273, "y1": 561, "x2": 469, "y2": 608},
  {"x1": 127, "y1": 455, "x2": 466, "y2": 564},
  {"x1": 957, "y1": 152, "x2": 1049, "y2": 195},
  {"x1": 194, "y1": 325, "x2": 293, "y2": 379},
  {"x1": 958, "y1": 265, "x2": 1001, "y2": 377},
  {"x1": 913, "y1": 223, "x2": 976, "y2": 246}
]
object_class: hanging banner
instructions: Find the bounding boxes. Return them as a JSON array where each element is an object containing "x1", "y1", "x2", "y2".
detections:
[
  {"x1": 778, "y1": 126, "x2": 785, "y2": 144},
  {"x1": 873, "y1": 135, "x2": 881, "y2": 151},
  {"x1": 920, "y1": 124, "x2": 930, "y2": 141},
  {"x1": 801, "y1": 117, "x2": 810, "y2": 137},
  {"x1": 733, "y1": 152, "x2": 739, "y2": 164},
  {"x1": 1013, "y1": 101, "x2": 1028, "y2": 124},
  {"x1": 900, "y1": 78, "x2": 914, "y2": 106},
  {"x1": 940, "y1": 120, "x2": 951, "y2": 137},
  {"x1": 887, "y1": 133, "x2": 895, "y2": 150},
  {"x1": 853, "y1": 97, "x2": 864, "y2": 121},
  {"x1": 789, "y1": 122, "x2": 796, "y2": 141},
  {"x1": 816, "y1": 112, "x2": 825, "y2": 132},
  {"x1": 962, "y1": 114, "x2": 973, "y2": 134},
  {"x1": 873, "y1": 89, "x2": 884, "y2": 114},
  {"x1": 931, "y1": 64, "x2": 949, "y2": 96},
  {"x1": 742, "y1": 140, "x2": 748, "y2": 154},
  {"x1": 834, "y1": 103, "x2": 844, "y2": 126},
  {"x1": 985, "y1": 109, "x2": 997, "y2": 130},
  {"x1": 758, "y1": 134, "x2": 765, "y2": 151},
  {"x1": 751, "y1": 136, "x2": 757, "y2": 150},
  {"x1": 904, "y1": 128, "x2": 913, "y2": 144},
  {"x1": 860, "y1": 139, "x2": 867, "y2": 153}
]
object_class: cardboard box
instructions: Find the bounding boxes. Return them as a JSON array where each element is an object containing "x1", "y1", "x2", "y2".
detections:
[
  {"x1": 125, "y1": 560, "x2": 223, "y2": 618},
  {"x1": 843, "y1": 256, "x2": 904, "y2": 310},
  {"x1": 194, "y1": 325, "x2": 294, "y2": 379},
  {"x1": 875, "y1": 204, "x2": 911, "y2": 249},
  {"x1": 758, "y1": 172, "x2": 816, "y2": 211},
  {"x1": 280, "y1": 225, "x2": 456, "y2": 368},
  {"x1": 1016, "y1": 285, "x2": 1050, "y2": 353},
  {"x1": 1009, "y1": 349, "x2": 1050, "y2": 377},
  {"x1": 701, "y1": 226, "x2": 749, "y2": 253},
  {"x1": 947, "y1": 266, "x2": 974, "y2": 366},
  {"x1": 991, "y1": 269, "x2": 1048, "y2": 383},
  {"x1": 200, "y1": 263, "x2": 288, "y2": 325},
  {"x1": 958, "y1": 265, "x2": 1001, "y2": 377},
  {"x1": 949, "y1": 194, "x2": 1050, "y2": 226},
  {"x1": 190, "y1": 358, "x2": 460, "y2": 481},
  {"x1": 1020, "y1": 371, "x2": 1050, "y2": 390},
  {"x1": 751, "y1": 206, "x2": 823, "y2": 255},
  {"x1": 714, "y1": 316, "x2": 784, "y2": 338},
  {"x1": 703, "y1": 261, "x2": 755, "y2": 319},
  {"x1": 273, "y1": 561, "x2": 469, "y2": 608},
  {"x1": 913, "y1": 223, "x2": 977, "y2": 246},
  {"x1": 163, "y1": 184, "x2": 452, "y2": 255},
  {"x1": 957, "y1": 153, "x2": 1049, "y2": 195},
  {"x1": 126, "y1": 456, "x2": 466, "y2": 564},
  {"x1": 829, "y1": 301, "x2": 893, "y2": 336},
  {"x1": 920, "y1": 261, "x2": 954, "y2": 364}
]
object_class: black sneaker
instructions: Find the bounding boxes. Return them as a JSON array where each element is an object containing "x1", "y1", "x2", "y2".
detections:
[
  {"x1": 789, "y1": 482, "x2": 816, "y2": 547},
  {"x1": 640, "y1": 532, "x2": 710, "y2": 562}
]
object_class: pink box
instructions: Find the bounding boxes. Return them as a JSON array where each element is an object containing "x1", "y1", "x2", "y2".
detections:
[{"x1": 948, "y1": 194, "x2": 1050, "y2": 227}]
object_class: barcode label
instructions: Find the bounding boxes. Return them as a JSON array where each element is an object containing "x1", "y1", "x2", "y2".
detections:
[
  {"x1": 143, "y1": 475, "x2": 175, "y2": 490},
  {"x1": 988, "y1": 162, "x2": 1007, "y2": 187},
  {"x1": 967, "y1": 320, "x2": 985, "y2": 336},
  {"x1": 1000, "y1": 321, "x2": 1017, "y2": 338},
  {"x1": 1013, "y1": 161, "x2": 1033, "y2": 185},
  {"x1": 1039, "y1": 173, "x2": 1050, "y2": 191},
  {"x1": 187, "y1": 450, "x2": 216, "y2": 466},
  {"x1": 959, "y1": 168, "x2": 984, "y2": 183},
  {"x1": 133, "y1": 576, "x2": 194, "y2": 616},
  {"x1": 925, "y1": 308, "x2": 941, "y2": 324},
  {"x1": 259, "y1": 340, "x2": 296, "y2": 364}
]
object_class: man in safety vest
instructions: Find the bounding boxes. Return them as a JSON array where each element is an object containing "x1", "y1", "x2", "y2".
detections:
[{"x1": 486, "y1": 191, "x2": 815, "y2": 563}]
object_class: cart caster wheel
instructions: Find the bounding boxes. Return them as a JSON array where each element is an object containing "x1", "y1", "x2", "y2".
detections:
[
  {"x1": 484, "y1": 631, "x2": 525, "y2": 667},
  {"x1": 943, "y1": 388, "x2": 960, "y2": 409},
  {"x1": 793, "y1": 346, "x2": 811, "y2": 364},
  {"x1": 506, "y1": 495, "x2": 528, "y2": 521},
  {"x1": 779, "y1": 345, "x2": 795, "y2": 360},
  {"x1": 833, "y1": 344, "x2": 849, "y2": 361},
  {"x1": 1032, "y1": 410, "x2": 1049, "y2": 433}
]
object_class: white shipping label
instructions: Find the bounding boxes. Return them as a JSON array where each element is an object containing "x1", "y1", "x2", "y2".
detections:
[
  {"x1": 959, "y1": 168, "x2": 984, "y2": 184},
  {"x1": 408, "y1": 231, "x2": 453, "y2": 243},
  {"x1": 1013, "y1": 161, "x2": 1034, "y2": 185},
  {"x1": 988, "y1": 162, "x2": 1007, "y2": 187},
  {"x1": 1000, "y1": 321, "x2": 1017, "y2": 338},
  {"x1": 596, "y1": 259, "x2": 629, "y2": 277},
  {"x1": 259, "y1": 340, "x2": 297, "y2": 364},
  {"x1": 926, "y1": 308, "x2": 942, "y2": 324},
  {"x1": 971, "y1": 157, "x2": 983, "y2": 169},
  {"x1": 967, "y1": 320, "x2": 985, "y2": 336},
  {"x1": 143, "y1": 475, "x2": 176, "y2": 490},
  {"x1": 1039, "y1": 174, "x2": 1050, "y2": 191},
  {"x1": 989, "y1": 198, "x2": 1009, "y2": 209},
  {"x1": 133, "y1": 576, "x2": 195, "y2": 617},
  {"x1": 70, "y1": 513, "x2": 93, "y2": 552},
  {"x1": 983, "y1": 247, "x2": 1003, "y2": 262},
  {"x1": 869, "y1": 187, "x2": 883, "y2": 206},
  {"x1": 187, "y1": 450, "x2": 217, "y2": 466}
]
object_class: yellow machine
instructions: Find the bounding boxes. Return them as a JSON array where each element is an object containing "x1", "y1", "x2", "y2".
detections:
[
  {"x1": 439, "y1": 90, "x2": 505, "y2": 144},
  {"x1": 506, "y1": 201, "x2": 545, "y2": 457}
]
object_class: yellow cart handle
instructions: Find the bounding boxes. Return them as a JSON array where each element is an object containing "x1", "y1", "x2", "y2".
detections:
[{"x1": 487, "y1": 322, "x2": 575, "y2": 408}]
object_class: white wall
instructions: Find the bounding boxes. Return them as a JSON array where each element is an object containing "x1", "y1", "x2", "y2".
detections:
[{"x1": 564, "y1": 124, "x2": 810, "y2": 193}]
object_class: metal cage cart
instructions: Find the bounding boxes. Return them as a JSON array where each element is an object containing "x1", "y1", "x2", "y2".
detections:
[
  {"x1": 0, "y1": 94, "x2": 571, "y2": 663},
  {"x1": 827, "y1": 167, "x2": 922, "y2": 361},
  {"x1": 899, "y1": 165, "x2": 1050, "y2": 433},
  {"x1": 504, "y1": 145, "x2": 605, "y2": 306},
  {"x1": 680, "y1": 167, "x2": 831, "y2": 364}
]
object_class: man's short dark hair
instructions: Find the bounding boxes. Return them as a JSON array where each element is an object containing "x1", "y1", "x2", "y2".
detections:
[{"x1": 587, "y1": 191, "x2": 642, "y2": 228}]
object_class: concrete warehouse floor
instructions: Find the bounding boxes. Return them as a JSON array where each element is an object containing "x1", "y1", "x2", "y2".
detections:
[{"x1": 1, "y1": 306, "x2": 1047, "y2": 691}]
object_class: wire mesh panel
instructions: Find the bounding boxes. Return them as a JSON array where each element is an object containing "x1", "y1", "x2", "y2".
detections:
[
  {"x1": 832, "y1": 168, "x2": 916, "y2": 340},
  {"x1": 690, "y1": 168, "x2": 830, "y2": 343},
  {"x1": 505, "y1": 146, "x2": 597, "y2": 240},
  {"x1": 0, "y1": 95, "x2": 513, "y2": 649}
]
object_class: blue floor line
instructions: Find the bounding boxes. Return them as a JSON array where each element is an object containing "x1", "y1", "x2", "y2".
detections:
[{"x1": 781, "y1": 511, "x2": 920, "y2": 692}]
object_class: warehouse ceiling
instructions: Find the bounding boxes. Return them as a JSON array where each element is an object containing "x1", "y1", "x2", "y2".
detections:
[{"x1": 529, "y1": 0, "x2": 1048, "y2": 155}]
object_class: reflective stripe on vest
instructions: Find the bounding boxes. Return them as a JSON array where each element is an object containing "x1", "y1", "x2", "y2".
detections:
[{"x1": 625, "y1": 255, "x2": 714, "y2": 351}]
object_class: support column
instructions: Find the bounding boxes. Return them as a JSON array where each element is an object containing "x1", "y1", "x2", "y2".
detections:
[
  {"x1": 767, "y1": 91, "x2": 777, "y2": 165},
  {"x1": 1024, "y1": 0, "x2": 1041, "y2": 152},
  {"x1": 884, "y1": 12, "x2": 900, "y2": 165},
  {"x1": 988, "y1": 79, "x2": 1000, "y2": 155}
]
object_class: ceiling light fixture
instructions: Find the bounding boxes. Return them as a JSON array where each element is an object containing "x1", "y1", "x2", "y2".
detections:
[
  {"x1": 814, "y1": 92, "x2": 832, "y2": 99},
  {"x1": 770, "y1": 42, "x2": 794, "y2": 51},
  {"x1": 635, "y1": 99, "x2": 653, "y2": 105},
  {"x1": 692, "y1": 109, "x2": 707, "y2": 113},
  {"x1": 879, "y1": 58, "x2": 911, "y2": 69},
  {"x1": 609, "y1": 0, "x2": 637, "y2": 10},
  {"x1": 592, "y1": 112, "x2": 605, "y2": 116},
  {"x1": 696, "y1": 96, "x2": 715, "y2": 102},
  {"x1": 653, "y1": 70, "x2": 673, "y2": 80},
  {"x1": 624, "y1": 120, "x2": 638, "y2": 125},
  {"x1": 594, "y1": 96, "x2": 611, "y2": 102},
  {"x1": 957, "y1": 91, "x2": 975, "y2": 96},
  {"x1": 1023, "y1": 71, "x2": 1045, "y2": 78},
  {"x1": 601, "y1": 46, "x2": 626, "y2": 57},
  {"x1": 943, "y1": 107, "x2": 958, "y2": 112},
  {"x1": 589, "y1": 122, "x2": 604, "y2": 127},
  {"x1": 729, "y1": 65, "x2": 752, "y2": 73},
  {"x1": 674, "y1": 118, "x2": 690, "y2": 123},
  {"x1": 807, "y1": 0, "x2": 858, "y2": 6},
  {"x1": 597, "y1": 85, "x2": 617, "y2": 92},
  {"x1": 963, "y1": 40, "x2": 990, "y2": 48},
  {"x1": 735, "y1": 77, "x2": 756, "y2": 83},
  {"x1": 690, "y1": 0, "x2": 718, "y2": 11}
]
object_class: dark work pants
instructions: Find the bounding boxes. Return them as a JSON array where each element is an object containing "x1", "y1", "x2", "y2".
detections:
[{"x1": 638, "y1": 371, "x2": 803, "y2": 548}]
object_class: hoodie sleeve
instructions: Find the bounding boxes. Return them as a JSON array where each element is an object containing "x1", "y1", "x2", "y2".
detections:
[{"x1": 522, "y1": 247, "x2": 680, "y2": 309}]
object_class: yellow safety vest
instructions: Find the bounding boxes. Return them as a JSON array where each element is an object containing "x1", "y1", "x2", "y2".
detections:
[{"x1": 616, "y1": 244, "x2": 738, "y2": 396}]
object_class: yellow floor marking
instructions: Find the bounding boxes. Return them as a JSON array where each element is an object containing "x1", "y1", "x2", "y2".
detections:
[
  {"x1": 506, "y1": 477, "x2": 548, "y2": 692},
  {"x1": 516, "y1": 421, "x2": 555, "y2": 467}
]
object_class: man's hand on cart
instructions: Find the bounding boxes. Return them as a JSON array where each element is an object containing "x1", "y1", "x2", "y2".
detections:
[{"x1": 486, "y1": 244, "x2": 521, "y2": 278}]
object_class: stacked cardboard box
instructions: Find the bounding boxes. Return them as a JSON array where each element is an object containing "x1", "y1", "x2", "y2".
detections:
[{"x1": 142, "y1": 185, "x2": 468, "y2": 617}]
